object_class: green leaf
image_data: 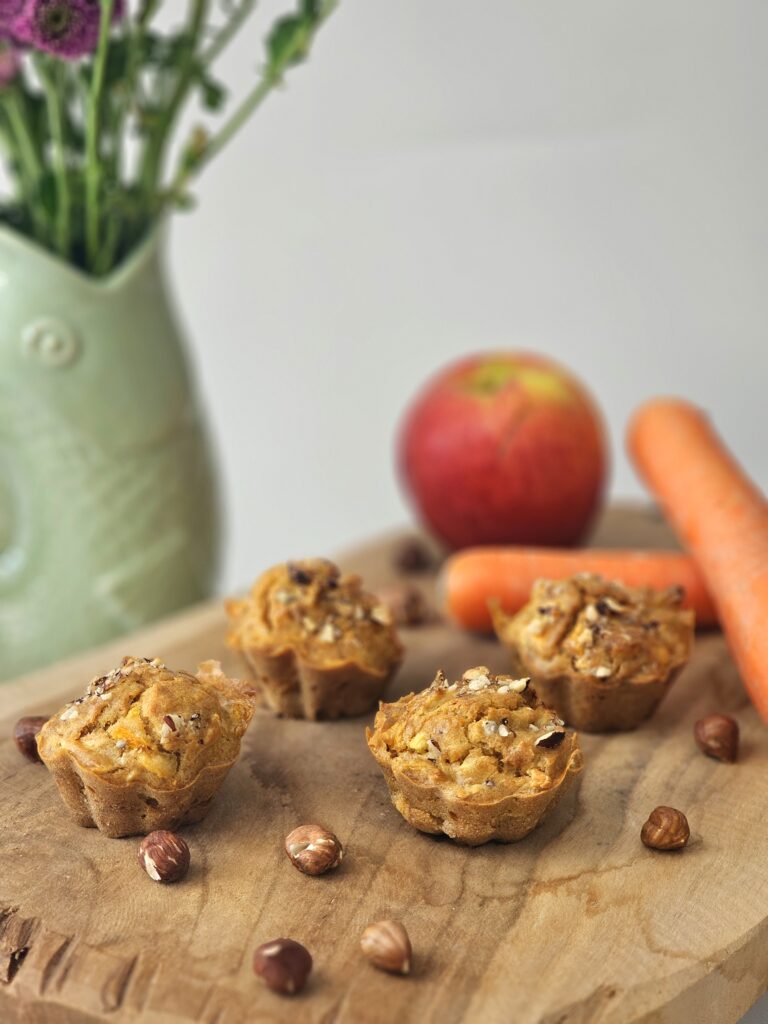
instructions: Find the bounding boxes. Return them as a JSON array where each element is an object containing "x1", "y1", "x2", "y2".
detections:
[
  {"x1": 141, "y1": 30, "x2": 187, "y2": 67},
  {"x1": 172, "y1": 191, "x2": 196, "y2": 211},
  {"x1": 266, "y1": 0, "x2": 330, "y2": 74},
  {"x1": 198, "y1": 71, "x2": 227, "y2": 112},
  {"x1": 266, "y1": 14, "x2": 311, "y2": 71}
]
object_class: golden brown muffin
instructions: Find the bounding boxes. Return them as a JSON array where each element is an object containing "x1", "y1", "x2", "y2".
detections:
[
  {"x1": 366, "y1": 666, "x2": 582, "y2": 845},
  {"x1": 37, "y1": 656, "x2": 256, "y2": 838},
  {"x1": 226, "y1": 559, "x2": 403, "y2": 720},
  {"x1": 492, "y1": 574, "x2": 694, "y2": 732}
]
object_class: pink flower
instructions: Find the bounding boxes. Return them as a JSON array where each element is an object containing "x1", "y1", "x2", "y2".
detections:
[
  {"x1": 0, "y1": 0, "x2": 25, "y2": 27},
  {"x1": 13, "y1": 0, "x2": 124, "y2": 60},
  {"x1": 0, "y1": 0, "x2": 24, "y2": 29}
]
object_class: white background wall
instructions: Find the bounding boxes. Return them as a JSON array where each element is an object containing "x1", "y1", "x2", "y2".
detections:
[
  {"x1": 171, "y1": 0, "x2": 767, "y2": 601},
  {"x1": 171, "y1": 9, "x2": 766, "y2": 1016}
]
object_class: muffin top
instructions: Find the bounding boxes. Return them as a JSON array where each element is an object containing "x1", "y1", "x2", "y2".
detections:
[
  {"x1": 37, "y1": 657, "x2": 256, "y2": 789},
  {"x1": 493, "y1": 574, "x2": 694, "y2": 686},
  {"x1": 226, "y1": 559, "x2": 403, "y2": 674},
  {"x1": 367, "y1": 667, "x2": 577, "y2": 799}
]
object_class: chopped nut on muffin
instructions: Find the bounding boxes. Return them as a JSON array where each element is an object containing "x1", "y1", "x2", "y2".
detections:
[
  {"x1": 226, "y1": 559, "x2": 403, "y2": 720},
  {"x1": 37, "y1": 657, "x2": 256, "y2": 837},
  {"x1": 366, "y1": 666, "x2": 582, "y2": 845},
  {"x1": 492, "y1": 574, "x2": 694, "y2": 732}
]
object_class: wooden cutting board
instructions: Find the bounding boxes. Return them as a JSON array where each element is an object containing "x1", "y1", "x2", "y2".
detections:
[{"x1": 1, "y1": 507, "x2": 766, "y2": 1024}]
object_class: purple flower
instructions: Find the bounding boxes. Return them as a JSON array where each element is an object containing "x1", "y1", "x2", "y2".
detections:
[
  {"x1": 13, "y1": 0, "x2": 124, "y2": 60},
  {"x1": 0, "y1": 0, "x2": 24, "y2": 26}
]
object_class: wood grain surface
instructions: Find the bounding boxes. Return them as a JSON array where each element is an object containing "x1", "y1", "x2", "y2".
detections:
[{"x1": 1, "y1": 506, "x2": 766, "y2": 1024}]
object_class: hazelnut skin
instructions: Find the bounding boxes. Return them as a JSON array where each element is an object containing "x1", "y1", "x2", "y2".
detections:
[
  {"x1": 284, "y1": 825, "x2": 343, "y2": 876},
  {"x1": 376, "y1": 583, "x2": 435, "y2": 627},
  {"x1": 137, "y1": 830, "x2": 190, "y2": 882},
  {"x1": 13, "y1": 716, "x2": 48, "y2": 763},
  {"x1": 694, "y1": 714, "x2": 739, "y2": 763},
  {"x1": 641, "y1": 806, "x2": 690, "y2": 851},
  {"x1": 253, "y1": 938, "x2": 312, "y2": 995},
  {"x1": 393, "y1": 537, "x2": 434, "y2": 574},
  {"x1": 360, "y1": 920, "x2": 412, "y2": 975}
]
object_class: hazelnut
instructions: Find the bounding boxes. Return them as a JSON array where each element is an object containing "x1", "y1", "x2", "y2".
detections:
[
  {"x1": 640, "y1": 806, "x2": 690, "y2": 851},
  {"x1": 137, "y1": 830, "x2": 190, "y2": 882},
  {"x1": 13, "y1": 716, "x2": 48, "y2": 763},
  {"x1": 360, "y1": 920, "x2": 412, "y2": 975},
  {"x1": 393, "y1": 537, "x2": 434, "y2": 574},
  {"x1": 377, "y1": 583, "x2": 434, "y2": 627},
  {"x1": 253, "y1": 938, "x2": 312, "y2": 995},
  {"x1": 285, "y1": 824, "x2": 343, "y2": 876},
  {"x1": 694, "y1": 714, "x2": 739, "y2": 763}
]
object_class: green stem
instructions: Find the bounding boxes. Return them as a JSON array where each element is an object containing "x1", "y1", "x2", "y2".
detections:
[
  {"x1": 191, "y1": 74, "x2": 275, "y2": 172},
  {"x1": 96, "y1": 208, "x2": 121, "y2": 276},
  {"x1": 36, "y1": 57, "x2": 71, "y2": 259},
  {"x1": 0, "y1": 114, "x2": 17, "y2": 164},
  {"x1": 201, "y1": 0, "x2": 257, "y2": 66},
  {"x1": 129, "y1": 0, "x2": 161, "y2": 103},
  {"x1": 4, "y1": 88, "x2": 47, "y2": 240},
  {"x1": 138, "y1": 0, "x2": 161, "y2": 25},
  {"x1": 168, "y1": 0, "x2": 338, "y2": 200},
  {"x1": 85, "y1": 0, "x2": 116, "y2": 272},
  {"x1": 140, "y1": 0, "x2": 209, "y2": 202}
]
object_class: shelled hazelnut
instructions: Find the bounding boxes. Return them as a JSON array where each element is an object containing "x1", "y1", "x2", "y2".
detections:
[
  {"x1": 253, "y1": 938, "x2": 312, "y2": 995},
  {"x1": 376, "y1": 583, "x2": 434, "y2": 627},
  {"x1": 360, "y1": 920, "x2": 412, "y2": 975},
  {"x1": 392, "y1": 537, "x2": 434, "y2": 574},
  {"x1": 13, "y1": 716, "x2": 48, "y2": 763},
  {"x1": 640, "y1": 806, "x2": 690, "y2": 851},
  {"x1": 284, "y1": 825, "x2": 343, "y2": 876},
  {"x1": 694, "y1": 714, "x2": 739, "y2": 763},
  {"x1": 137, "y1": 830, "x2": 190, "y2": 882}
]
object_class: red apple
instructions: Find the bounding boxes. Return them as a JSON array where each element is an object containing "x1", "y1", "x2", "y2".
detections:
[{"x1": 398, "y1": 352, "x2": 608, "y2": 549}]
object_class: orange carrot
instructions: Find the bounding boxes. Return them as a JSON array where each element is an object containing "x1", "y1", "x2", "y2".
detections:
[
  {"x1": 628, "y1": 398, "x2": 768, "y2": 721},
  {"x1": 441, "y1": 545, "x2": 716, "y2": 632}
]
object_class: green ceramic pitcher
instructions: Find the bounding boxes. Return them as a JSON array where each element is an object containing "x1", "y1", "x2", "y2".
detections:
[{"x1": 0, "y1": 226, "x2": 220, "y2": 681}]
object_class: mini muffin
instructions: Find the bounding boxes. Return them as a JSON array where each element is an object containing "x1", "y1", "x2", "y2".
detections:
[
  {"x1": 492, "y1": 574, "x2": 694, "y2": 732},
  {"x1": 37, "y1": 656, "x2": 256, "y2": 838},
  {"x1": 226, "y1": 559, "x2": 403, "y2": 720},
  {"x1": 366, "y1": 666, "x2": 582, "y2": 845}
]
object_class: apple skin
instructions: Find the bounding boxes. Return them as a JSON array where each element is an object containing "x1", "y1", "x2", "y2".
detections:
[{"x1": 398, "y1": 352, "x2": 608, "y2": 549}]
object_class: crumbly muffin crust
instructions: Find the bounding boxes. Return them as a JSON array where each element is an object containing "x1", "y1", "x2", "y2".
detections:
[
  {"x1": 493, "y1": 574, "x2": 694, "y2": 731},
  {"x1": 367, "y1": 667, "x2": 582, "y2": 845},
  {"x1": 37, "y1": 657, "x2": 256, "y2": 836},
  {"x1": 226, "y1": 559, "x2": 403, "y2": 719}
]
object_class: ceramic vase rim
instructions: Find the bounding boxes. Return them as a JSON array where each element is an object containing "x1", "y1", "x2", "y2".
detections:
[{"x1": 0, "y1": 218, "x2": 166, "y2": 294}]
